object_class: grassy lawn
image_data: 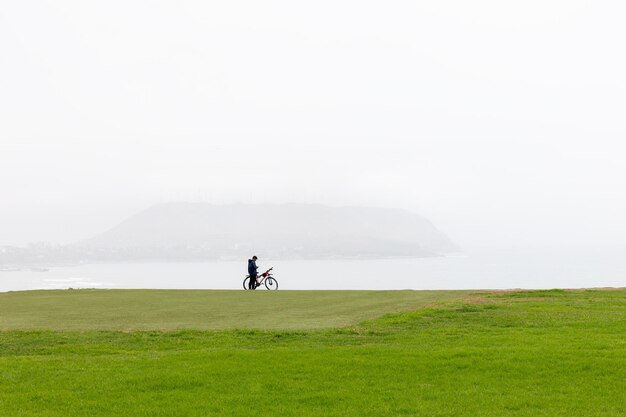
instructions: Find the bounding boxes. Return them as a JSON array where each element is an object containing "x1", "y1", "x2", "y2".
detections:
[
  {"x1": 0, "y1": 289, "x2": 624, "y2": 416},
  {"x1": 0, "y1": 289, "x2": 469, "y2": 331}
]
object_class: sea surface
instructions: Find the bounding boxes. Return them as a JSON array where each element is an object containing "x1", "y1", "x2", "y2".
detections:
[{"x1": 1, "y1": 247, "x2": 624, "y2": 292}]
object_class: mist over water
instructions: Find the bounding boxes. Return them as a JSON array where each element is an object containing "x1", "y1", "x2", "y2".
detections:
[
  {"x1": 2, "y1": 247, "x2": 625, "y2": 292},
  {"x1": 1, "y1": 2, "x2": 626, "y2": 290}
]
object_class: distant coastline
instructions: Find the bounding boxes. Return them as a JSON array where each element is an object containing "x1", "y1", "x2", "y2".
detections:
[{"x1": 1, "y1": 203, "x2": 458, "y2": 267}]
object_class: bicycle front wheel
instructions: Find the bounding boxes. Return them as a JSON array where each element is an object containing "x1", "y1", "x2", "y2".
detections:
[
  {"x1": 243, "y1": 276, "x2": 251, "y2": 290},
  {"x1": 264, "y1": 277, "x2": 278, "y2": 290}
]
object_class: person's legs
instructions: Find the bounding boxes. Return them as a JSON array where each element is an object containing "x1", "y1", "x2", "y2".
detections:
[{"x1": 249, "y1": 274, "x2": 257, "y2": 290}]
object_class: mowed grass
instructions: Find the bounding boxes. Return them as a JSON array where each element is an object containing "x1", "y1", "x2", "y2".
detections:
[
  {"x1": 0, "y1": 289, "x2": 469, "y2": 330},
  {"x1": 0, "y1": 289, "x2": 624, "y2": 416}
]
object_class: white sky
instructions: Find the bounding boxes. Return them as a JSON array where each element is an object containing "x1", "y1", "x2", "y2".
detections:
[{"x1": 1, "y1": 0, "x2": 625, "y2": 248}]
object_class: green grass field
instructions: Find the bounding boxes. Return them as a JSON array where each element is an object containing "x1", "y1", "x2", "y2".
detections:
[
  {"x1": 1, "y1": 289, "x2": 624, "y2": 416},
  {"x1": 0, "y1": 289, "x2": 470, "y2": 331}
]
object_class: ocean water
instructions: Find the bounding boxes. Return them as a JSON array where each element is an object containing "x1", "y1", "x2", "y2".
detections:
[{"x1": 1, "y1": 247, "x2": 624, "y2": 292}]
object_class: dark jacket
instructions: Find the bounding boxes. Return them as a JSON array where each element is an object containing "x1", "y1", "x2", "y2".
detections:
[{"x1": 248, "y1": 259, "x2": 258, "y2": 276}]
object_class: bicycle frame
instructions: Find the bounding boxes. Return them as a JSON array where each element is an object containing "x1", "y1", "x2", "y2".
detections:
[{"x1": 255, "y1": 268, "x2": 273, "y2": 286}]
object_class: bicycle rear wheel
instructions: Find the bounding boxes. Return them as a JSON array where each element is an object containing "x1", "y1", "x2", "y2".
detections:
[
  {"x1": 243, "y1": 276, "x2": 251, "y2": 290},
  {"x1": 264, "y1": 277, "x2": 278, "y2": 290}
]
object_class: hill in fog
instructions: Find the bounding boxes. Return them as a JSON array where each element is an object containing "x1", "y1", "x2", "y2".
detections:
[{"x1": 78, "y1": 203, "x2": 457, "y2": 260}]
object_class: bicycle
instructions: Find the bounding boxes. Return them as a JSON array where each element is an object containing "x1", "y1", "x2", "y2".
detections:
[{"x1": 243, "y1": 267, "x2": 278, "y2": 290}]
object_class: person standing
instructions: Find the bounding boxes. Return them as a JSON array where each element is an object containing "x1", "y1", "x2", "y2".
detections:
[{"x1": 247, "y1": 256, "x2": 258, "y2": 290}]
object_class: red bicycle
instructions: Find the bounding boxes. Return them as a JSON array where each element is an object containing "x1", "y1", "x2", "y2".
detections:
[{"x1": 243, "y1": 267, "x2": 278, "y2": 290}]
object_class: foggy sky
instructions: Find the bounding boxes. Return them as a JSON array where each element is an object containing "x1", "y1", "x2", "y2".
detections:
[{"x1": 1, "y1": 1, "x2": 625, "y2": 249}]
